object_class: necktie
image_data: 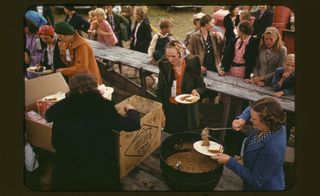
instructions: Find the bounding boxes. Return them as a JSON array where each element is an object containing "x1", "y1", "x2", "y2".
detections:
[{"x1": 109, "y1": 15, "x2": 114, "y2": 30}]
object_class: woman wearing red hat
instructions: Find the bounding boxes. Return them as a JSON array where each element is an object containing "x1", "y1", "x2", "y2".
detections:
[{"x1": 37, "y1": 25, "x2": 66, "y2": 72}]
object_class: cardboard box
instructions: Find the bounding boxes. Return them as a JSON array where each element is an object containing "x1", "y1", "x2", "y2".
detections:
[
  {"x1": 114, "y1": 95, "x2": 164, "y2": 179},
  {"x1": 25, "y1": 73, "x2": 69, "y2": 152}
]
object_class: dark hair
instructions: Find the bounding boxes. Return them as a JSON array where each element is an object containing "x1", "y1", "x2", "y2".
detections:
[
  {"x1": 68, "y1": 73, "x2": 101, "y2": 96},
  {"x1": 251, "y1": 97, "x2": 287, "y2": 132},
  {"x1": 200, "y1": 14, "x2": 212, "y2": 27},
  {"x1": 24, "y1": 18, "x2": 39, "y2": 34},
  {"x1": 240, "y1": 10, "x2": 251, "y2": 21},
  {"x1": 193, "y1": 18, "x2": 201, "y2": 25},
  {"x1": 64, "y1": 5, "x2": 75, "y2": 11},
  {"x1": 229, "y1": 5, "x2": 239, "y2": 13},
  {"x1": 238, "y1": 20, "x2": 253, "y2": 35},
  {"x1": 159, "y1": 19, "x2": 172, "y2": 30}
]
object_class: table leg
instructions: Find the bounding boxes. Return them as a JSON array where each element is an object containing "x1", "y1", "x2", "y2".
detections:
[
  {"x1": 118, "y1": 62, "x2": 123, "y2": 74},
  {"x1": 139, "y1": 68, "x2": 148, "y2": 96},
  {"x1": 220, "y1": 94, "x2": 231, "y2": 144}
]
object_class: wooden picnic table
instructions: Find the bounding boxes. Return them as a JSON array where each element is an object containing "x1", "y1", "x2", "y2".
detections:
[
  {"x1": 88, "y1": 39, "x2": 295, "y2": 142},
  {"x1": 120, "y1": 132, "x2": 243, "y2": 191}
]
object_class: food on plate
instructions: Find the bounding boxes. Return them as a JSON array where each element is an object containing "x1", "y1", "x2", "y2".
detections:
[
  {"x1": 44, "y1": 97, "x2": 58, "y2": 102},
  {"x1": 35, "y1": 66, "x2": 46, "y2": 72},
  {"x1": 180, "y1": 94, "x2": 198, "y2": 102},
  {"x1": 208, "y1": 143, "x2": 223, "y2": 154},
  {"x1": 201, "y1": 128, "x2": 210, "y2": 146}
]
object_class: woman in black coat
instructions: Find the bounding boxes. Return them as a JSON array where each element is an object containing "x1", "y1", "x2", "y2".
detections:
[
  {"x1": 130, "y1": 6, "x2": 152, "y2": 53},
  {"x1": 252, "y1": 5, "x2": 274, "y2": 40},
  {"x1": 220, "y1": 20, "x2": 259, "y2": 79},
  {"x1": 45, "y1": 73, "x2": 140, "y2": 190},
  {"x1": 157, "y1": 40, "x2": 206, "y2": 133},
  {"x1": 223, "y1": 5, "x2": 240, "y2": 51}
]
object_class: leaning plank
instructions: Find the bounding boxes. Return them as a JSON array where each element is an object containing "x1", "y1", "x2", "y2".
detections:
[{"x1": 121, "y1": 168, "x2": 170, "y2": 190}]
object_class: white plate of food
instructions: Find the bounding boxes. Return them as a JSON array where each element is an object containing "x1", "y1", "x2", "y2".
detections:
[
  {"x1": 27, "y1": 66, "x2": 53, "y2": 75},
  {"x1": 175, "y1": 94, "x2": 200, "y2": 104},
  {"x1": 193, "y1": 141, "x2": 224, "y2": 156}
]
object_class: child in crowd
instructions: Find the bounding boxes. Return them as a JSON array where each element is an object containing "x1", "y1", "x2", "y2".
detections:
[
  {"x1": 94, "y1": 8, "x2": 118, "y2": 47},
  {"x1": 272, "y1": 54, "x2": 295, "y2": 97},
  {"x1": 147, "y1": 19, "x2": 175, "y2": 89},
  {"x1": 148, "y1": 19, "x2": 175, "y2": 64}
]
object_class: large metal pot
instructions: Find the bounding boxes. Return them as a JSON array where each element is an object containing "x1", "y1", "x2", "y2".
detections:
[{"x1": 159, "y1": 131, "x2": 223, "y2": 191}]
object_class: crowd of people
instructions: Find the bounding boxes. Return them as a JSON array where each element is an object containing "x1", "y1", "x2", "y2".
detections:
[{"x1": 24, "y1": 5, "x2": 295, "y2": 191}]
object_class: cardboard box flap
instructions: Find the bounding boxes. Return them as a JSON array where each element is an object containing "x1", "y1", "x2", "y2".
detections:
[{"x1": 25, "y1": 73, "x2": 69, "y2": 106}]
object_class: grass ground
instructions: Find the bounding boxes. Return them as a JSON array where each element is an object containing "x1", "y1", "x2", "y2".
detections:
[{"x1": 52, "y1": 5, "x2": 222, "y2": 42}]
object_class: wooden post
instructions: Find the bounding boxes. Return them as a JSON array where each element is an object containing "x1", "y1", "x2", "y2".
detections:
[
  {"x1": 118, "y1": 62, "x2": 123, "y2": 74},
  {"x1": 139, "y1": 68, "x2": 148, "y2": 97},
  {"x1": 220, "y1": 94, "x2": 231, "y2": 144}
]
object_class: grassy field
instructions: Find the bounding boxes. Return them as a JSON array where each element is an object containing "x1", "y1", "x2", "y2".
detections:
[{"x1": 52, "y1": 5, "x2": 222, "y2": 42}]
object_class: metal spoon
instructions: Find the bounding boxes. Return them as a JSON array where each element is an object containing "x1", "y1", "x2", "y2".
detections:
[{"x1": 206, "y1": 127, "x2": 234, "y2": 131}]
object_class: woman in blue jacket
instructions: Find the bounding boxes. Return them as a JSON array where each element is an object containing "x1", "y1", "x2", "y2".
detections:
[{"x1": 212, "y1": 97, "x2": 287, "y2": 190}]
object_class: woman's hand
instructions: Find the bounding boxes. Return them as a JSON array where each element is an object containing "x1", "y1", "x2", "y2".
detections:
[
  {"x1": 124, "y1": 104, "x2": 134, "y2": 113},
  {"x1": 58, "y1": 41, "x2": 69, "y2": 54},
  {"x1": 211, "y1": 153, "x2": 231, "y2": 164},
  {"x1": 253, "y1": 76, "x2": 263, "y2": 83},
  {"x1": 232, "y1": 118, "x2": 246, "y2": 131},
  {"x1": 273, "y1": 91, "x2": 285, "y2": 97},
  {"x1": 244, "y1": 79, "x2": 255, "y2": 84},
  {"x1": 282, "y1": 71, "x2": 291, "y2": 79},
  {"x1": 55, "y1": 68, "x2": 64, "y2": 73},
  {"x1": 218, "y1": 70, "x2": 225, "y2": 76},
  {"x1": 256, "y1": 81, "x2": 265, "y2": 87},
  {"x1": 201, "y1": 66, "x2": 207, "y2": 75},
  {"x1": 191, "y1": 89, "x2": 200, "y2": 97}
]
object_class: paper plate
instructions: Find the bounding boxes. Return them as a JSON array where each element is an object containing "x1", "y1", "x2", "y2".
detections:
[
  {"x1": 193, "y1": 141, "x2": 224, "y2": 156},
  {"x1": 175, "y1": 94, "x2": 200, "y2": 104},
  {"x1": 27, "y1": 67, "x2": 53, "y2": 75}
]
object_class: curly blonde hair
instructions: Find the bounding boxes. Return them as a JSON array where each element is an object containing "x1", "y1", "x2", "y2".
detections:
[
  {"x1": 94, "y1": 8, "x2": 106, "y2": 19},
  {"x1": 251, "y1": 97, "x2": 287, "y2": 132}
]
